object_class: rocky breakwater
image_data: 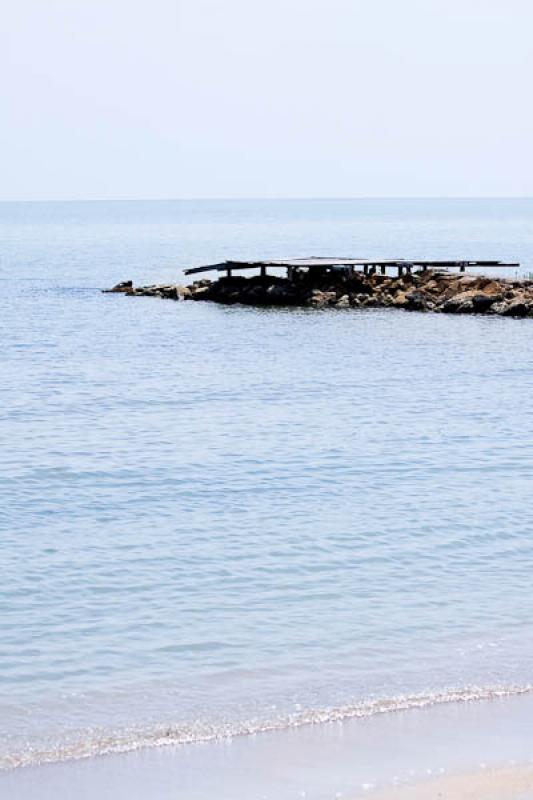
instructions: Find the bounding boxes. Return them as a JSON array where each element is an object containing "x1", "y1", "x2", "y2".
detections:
[{"x1": 104, "y1": 270, "x2": 533, "y2": 317}]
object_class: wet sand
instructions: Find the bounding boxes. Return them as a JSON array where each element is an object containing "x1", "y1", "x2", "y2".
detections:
[{"x1": 2, "y1": 691, "x2": 533, "y2": 800}]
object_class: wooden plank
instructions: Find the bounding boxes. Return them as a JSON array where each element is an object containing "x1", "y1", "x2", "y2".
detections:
[{"x1": 183, "y1": 258, "x2": 520, "y2": 276}]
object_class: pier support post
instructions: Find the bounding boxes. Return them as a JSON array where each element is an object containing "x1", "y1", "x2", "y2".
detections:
[{"x1": 380, "y1": 265, "x2": 386, "y2": 275}]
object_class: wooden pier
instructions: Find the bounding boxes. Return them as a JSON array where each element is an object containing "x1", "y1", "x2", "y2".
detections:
[{"x1": 184, "y1": 257, "x2": 519, "y2": 280}]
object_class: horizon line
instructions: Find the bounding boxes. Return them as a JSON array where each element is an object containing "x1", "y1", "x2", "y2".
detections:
[{"x1": 1, "y1": 195, "x2": 532, "y2": 204}]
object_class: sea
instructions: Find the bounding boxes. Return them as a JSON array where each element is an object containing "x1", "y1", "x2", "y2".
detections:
[{"x1": 1, "y1": 198, "x2": 533, "y2": 778}]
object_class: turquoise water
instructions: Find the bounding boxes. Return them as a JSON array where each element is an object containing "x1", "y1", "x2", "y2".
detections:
[{"x1": 1, "y1": 198, "x2": 533, "y2": 768}]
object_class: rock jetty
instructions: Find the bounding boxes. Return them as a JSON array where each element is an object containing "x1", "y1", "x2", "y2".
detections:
[{"x1": 104, "y1": 270, "x2": 533, "y2": 317}]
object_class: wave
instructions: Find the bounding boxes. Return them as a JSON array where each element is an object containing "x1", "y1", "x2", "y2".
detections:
[{"x1": 2, "y1": 683, "x2": 532, "y2": 771}]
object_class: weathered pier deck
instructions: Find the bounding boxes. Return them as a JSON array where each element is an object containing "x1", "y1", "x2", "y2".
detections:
[{"x1": 184, "y1": 257, "x2": 518, "y2": 279}]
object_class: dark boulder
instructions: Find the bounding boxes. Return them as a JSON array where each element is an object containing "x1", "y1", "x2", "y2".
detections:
[
  {"x1": 102, "y1": 280, "x2": 133, "y2": 293},
  {"x1": 498, "y1": 297, "x2": 530, "y2": 317},
  {"x1": 403, "y1": 290, "x2": 428, "y2": 311}
]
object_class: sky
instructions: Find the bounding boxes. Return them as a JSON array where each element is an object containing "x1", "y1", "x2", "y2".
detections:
[{"x1": 2, "y1": 0, "x2": 532, "y2": 200}]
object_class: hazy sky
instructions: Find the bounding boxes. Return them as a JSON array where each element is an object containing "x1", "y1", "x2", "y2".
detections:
[{"x1": 2, "y1": 0, "x2": 532, "y2": 200}]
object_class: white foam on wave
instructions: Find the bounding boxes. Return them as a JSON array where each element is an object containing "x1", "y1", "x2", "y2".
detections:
[{"x1": 2, "y1": 683, "x2": 532, "y2": 771}]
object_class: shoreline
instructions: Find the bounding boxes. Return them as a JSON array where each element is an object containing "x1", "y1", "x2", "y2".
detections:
[
  {"x1": 2, "y1": 683, "x2": 532, "y2": 772},
  {"x1": 3, "y1": 690, "x2": 533, "y2": 799},
  {"x1": 105, "y1": 269, "x2": 533, "y2": 317}
]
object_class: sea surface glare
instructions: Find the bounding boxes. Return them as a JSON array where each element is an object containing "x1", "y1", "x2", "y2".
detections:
[{"x1": 1, "y1": 198, "x2": 533, "y2": 768}]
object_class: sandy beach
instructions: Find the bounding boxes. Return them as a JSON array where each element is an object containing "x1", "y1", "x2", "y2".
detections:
[
  {"x1": 368, "y1": 766, "x2": 533, "y2": 800},
  {"x1": 1, "y1": 691, "x2": 533, "y2": 800}
]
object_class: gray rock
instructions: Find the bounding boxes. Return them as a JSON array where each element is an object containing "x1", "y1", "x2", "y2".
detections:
[
  {"x1": 471, "y1": 293, "x2": 500, "y2": 312},
  {"x1": 336, "y1": 294, "x2": 350, "y2": 308},
  {"x1": 404, "y1": 290, "x2": 428, "y2": 311},
  {"x1": 102, "y1": 280, "x2": 133, "y2": 293},
  {"x1": 309, "y1": 291, "x2": 337, "y2": 308},
  {"x1": 440, "y1": 292, "x2": 476, "y2": 314},
  {"x1": 499, "y1": 297, "x2": 530, "y2": 317},
  {"x1": 266, "y1": 284, "x2": 292, "y2": 301},
  {"x1": 491, "y1": 301, "x2": 510, "y2": 315},
  {"x1": 190, "y1": 286, "x2": 211, "y2": 300}
]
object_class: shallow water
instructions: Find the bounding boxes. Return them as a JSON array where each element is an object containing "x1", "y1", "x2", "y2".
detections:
[
  {"x1": 3, "y1": 688, "x2": 533, "y2": 800},
  {"x1": 1, "y1": 198, "x2": 533, "y2": 768}
]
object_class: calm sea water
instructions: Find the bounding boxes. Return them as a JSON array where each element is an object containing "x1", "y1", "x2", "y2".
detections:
[{"x1": 1, "y1": 198, "x2": 533, "y2": 769}]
